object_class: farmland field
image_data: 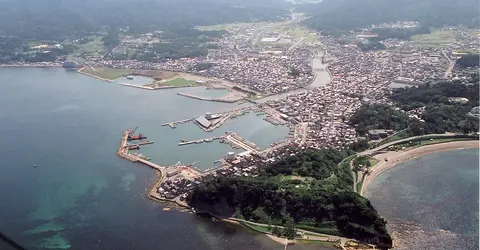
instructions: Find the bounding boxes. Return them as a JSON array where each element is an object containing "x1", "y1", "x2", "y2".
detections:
[{"x1": 411, "y1": 30, "x2": 456, "y2": 45}]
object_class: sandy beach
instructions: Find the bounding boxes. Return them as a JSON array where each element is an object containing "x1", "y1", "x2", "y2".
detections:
[{"x1": 360, "y1": 140, "x2": 479, "y2": 195}]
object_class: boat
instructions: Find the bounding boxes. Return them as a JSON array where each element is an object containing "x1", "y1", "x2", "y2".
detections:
[
  {"x1": 127, "y1": 145, "x2": 140, "y2": 150},
  {"x1": 180, "y1": 139, "x2": 186, "y2": 142},
  {"x1": 127, "y1": 75, "x2": 134, "y2": 80},
  {"x1": 34, "y1": 164, "x2": 37, "y2": 168},
  {"x1": 127, "y1": 134, "x2": 147, "y2": 141}
]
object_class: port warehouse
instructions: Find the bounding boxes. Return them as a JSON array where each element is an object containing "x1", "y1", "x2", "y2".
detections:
[{"x1": 194, "y1": 112, "x2": 222, "y2": 129}]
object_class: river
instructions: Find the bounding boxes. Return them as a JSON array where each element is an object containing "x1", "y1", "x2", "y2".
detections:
[
  {"x1": 0, "y1": 67, "x2": 334, "y2": 250},
  {"x1": 257, "y1": 51, "x2": 331, "y2": 103},
  {"x1": 365, "y1": 148, "x2": 479, "y2": 250}
]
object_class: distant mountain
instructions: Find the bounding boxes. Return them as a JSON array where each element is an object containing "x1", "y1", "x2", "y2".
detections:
[
  {"x1": 0, "y1": 0, "x2": 289, "y2": 40},
  {"x1": 298, "y1": 0, "x2": 479, "y2": 32}
]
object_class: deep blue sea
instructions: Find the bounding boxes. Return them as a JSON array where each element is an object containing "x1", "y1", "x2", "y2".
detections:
[
  {"x1": 366, "y1": 148, "x2": 479, "y2": 250},
  {"x1": 0, "y1": 68, "x2": 338, "y2": 250}
]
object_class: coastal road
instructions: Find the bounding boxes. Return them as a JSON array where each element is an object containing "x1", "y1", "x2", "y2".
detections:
[
  {"x1": 360, "y1": 133, "x2": 457, "y2": 156},
  {"x1": 225, "y1": 217, "x2": 355, "y2": 249}
]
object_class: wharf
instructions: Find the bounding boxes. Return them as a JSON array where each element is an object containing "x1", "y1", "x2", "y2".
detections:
[{"x1": 178, "y1": 136, "x2": 225, "y2": 146}]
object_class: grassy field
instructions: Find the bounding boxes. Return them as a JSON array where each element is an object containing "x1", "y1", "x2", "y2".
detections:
[
  {"x1": 304, "y1": 33, "x2": 317, "y2": 44},
  {"x1": 356, "y1": 174, "x2": 366, "y2": 194},
  {"x1": 80, "y1": 67, "x2": 135, "y2": 80},
  {"x1": 411, "y1": 30, "x2": 456, "y2": 45},
  {"x1": 287, "y1": 27, "x2": 310, "y2": 38},
  {"x1": 239, "y1": 220, "x2": 341, "y2": 246},
  {"x1": 369, "y1": 158, "x2": 379, "y2": 167},
  {"x1": 296, "y1": 239, "x2": 340, "y2": 246},
  {"x1": 161, "y1": 78, "x2": 198, "y2": 87}
]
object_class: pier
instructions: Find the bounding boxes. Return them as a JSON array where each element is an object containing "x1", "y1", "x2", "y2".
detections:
[
  {"x1": 178, "y1": 136, "x2": 225, "y2": 146},
  {"x1": 162, "y1": 118, "x2": 193, "y2": 129},
  {"x1": 224, "y1": 132, "x2": 262, "y2": 153}
]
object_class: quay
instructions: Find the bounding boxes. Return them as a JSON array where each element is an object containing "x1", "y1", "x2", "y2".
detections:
[
  {"x1": 224, "y1": 132, "x2": 262, "y2": 153},
  {"x1": 178, "y1": 136, "x2": 225, "y2": 146}
]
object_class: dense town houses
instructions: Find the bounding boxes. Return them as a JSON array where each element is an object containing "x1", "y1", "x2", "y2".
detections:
[{"x1": 92, "y1": 23, "x2": 477, "y2": 151}]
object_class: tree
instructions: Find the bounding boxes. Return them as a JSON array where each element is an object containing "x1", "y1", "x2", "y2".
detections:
[
  {"x1": 289, "y1": 67, "x2": 301, "y2": 77},
  {"x1": 456, "y1": 54, "x2": 480, "y2": 68},
  {"x1": 283, "y1": 217, "x2": 296, "y2": 239},
  {"x1": 349, "y1": 140, "x2": 370, "y2": 152},
  {"x1": 272, "y1": 226, "x2": 282, "y2": 237}
]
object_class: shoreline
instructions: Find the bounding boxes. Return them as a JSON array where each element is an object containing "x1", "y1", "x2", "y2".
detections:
[
  {"x1": 77, "y1": 67, "x2": 114, "y2": 82},
  {"x1": 0, "y1": 64, "x2": 62, "y2": 68},
  {"x1": 360, "y1": 140, "x2": 479, "y2": 196}
]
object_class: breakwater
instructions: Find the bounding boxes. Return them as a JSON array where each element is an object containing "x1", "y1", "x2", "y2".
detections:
[{"x1": 177, "y1": 92, "x2": 236, "y2": 103}]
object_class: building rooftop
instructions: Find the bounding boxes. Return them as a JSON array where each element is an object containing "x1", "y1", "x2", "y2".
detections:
[{"x1": 195, "y1": 116, "x2": 211, "y2": 128}]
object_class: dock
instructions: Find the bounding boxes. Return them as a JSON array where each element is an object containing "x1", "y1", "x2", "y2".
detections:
[{"x1": 178, "y1": 136, "x2": 225, "y2": 146}]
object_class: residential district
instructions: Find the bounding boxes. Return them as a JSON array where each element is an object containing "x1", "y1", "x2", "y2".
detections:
[{"x1": 103, "y1": 19, "x2": 479, "y2": 211}]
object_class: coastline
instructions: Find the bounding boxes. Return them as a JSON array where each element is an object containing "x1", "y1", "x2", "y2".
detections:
[
  {"x1": 360, "y1": 140, "x2": 480, "y2": 196},
  {"x1": 77, "y1": 67, "x2": 114, "y2": 82},
  {"x1": 0, "y1": 64, "x2": 62, "y2": 68}
]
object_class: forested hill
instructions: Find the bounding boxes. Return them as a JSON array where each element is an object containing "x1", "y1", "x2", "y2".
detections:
[
  {"x1": 298, "y1": 0, "x2": 479, "y2": 33},
  {"x1": 0, "y1": 0, "x2": 289, "y2": 40},
  {"x1": 188, "y1": 149, "x2": 393, "y2": 249},
  {"x1": 349, "y1": 81, "x2": 479, "y2": 136}
]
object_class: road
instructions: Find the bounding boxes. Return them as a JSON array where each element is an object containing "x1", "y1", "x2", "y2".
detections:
[
  {"x1": 442, "y1": 50, "x2": 454, "y2": 78},
  {"x1": 225, "y1": 217, "x2": 355, "y2": 249},
  {"x1": 360, "y1": 133, "x2": 456, "y2": 156}
]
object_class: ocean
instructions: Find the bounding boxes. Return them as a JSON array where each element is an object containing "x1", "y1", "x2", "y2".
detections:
[
  {"x1": 366, "y1": 148, "x2": 479, "y2": 250},
  {"x1": 0, "y1": 68, "x2": 335, "y2": 250}
]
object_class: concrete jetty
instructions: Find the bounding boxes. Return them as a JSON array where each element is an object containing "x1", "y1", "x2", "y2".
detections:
[
  {"x1": 177, "y1": 92, "x2": 235, "y2": 103},
  {"x1": 126, "y1": 140, "x2": 154, "y2": 147},
  {"x1": 225, "y1": 133, "x2": 262, "y2": 153},
  {"x1": 162, "y1": 118, "x2": 193, "y2": 129},
  {"x1": 125, "y1": 140, "x2": 154, "y2": 150},
  {"x1": 178, "y1": 136, "x2": 225, "y2": 146},
  {"x1": 119, "y1": 83, "x2": 154, "y2": 90}
]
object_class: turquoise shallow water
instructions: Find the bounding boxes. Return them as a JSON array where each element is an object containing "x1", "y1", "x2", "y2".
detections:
[
  {"x1": 0, "y1": 68, "x2": 329, "y2": 250},
  {"x1": 366, "y1": 148, "x2": 479, "y2": 250}
]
